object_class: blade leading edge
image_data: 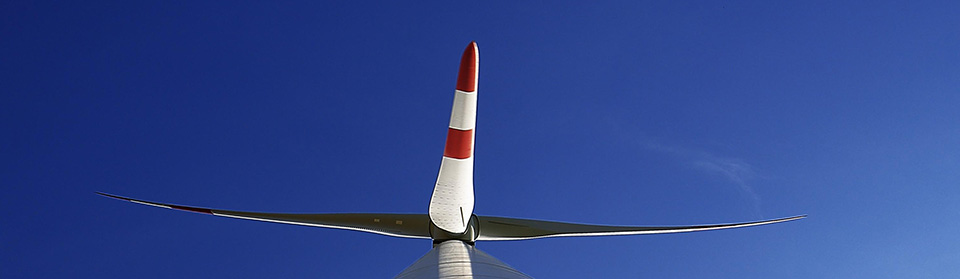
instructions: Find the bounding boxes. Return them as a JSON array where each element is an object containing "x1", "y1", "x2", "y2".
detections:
[
  {"x1": 475, "y1": 215, "x2": 806, "y2": 241},
  {"x1": 98, "y1": 192, "x2": 431, "y2": 239}
]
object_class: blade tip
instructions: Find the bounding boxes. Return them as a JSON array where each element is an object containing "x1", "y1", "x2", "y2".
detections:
[
  {"x1": 96, "y1": 192, "x2": 125, "y2": 200},
  {"x1": 455, "y1": 41, "x2": 479, "y2": 92}
]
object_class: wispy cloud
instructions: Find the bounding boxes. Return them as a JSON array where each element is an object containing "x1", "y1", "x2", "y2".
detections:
[
  {"x1": 691, "y1": 157, "x2": 760, "y2": 203},
  {"x1": 599, "y1": 114, "x2": 765, "y2": 217},
  {"x1": 638, "y1": 140, "x2": 763, "y2": 217}
]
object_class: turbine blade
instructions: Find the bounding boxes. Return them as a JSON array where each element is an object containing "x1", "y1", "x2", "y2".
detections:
[
  {"x1": 475, "y1": 215, "x2": 806, "y2": 241},
  {"x1": 429, "y1": 41, "x2": 479, "y2": 234},
  {"x1": 98, "y1": 192, "x2": 431, "y2": 239}
]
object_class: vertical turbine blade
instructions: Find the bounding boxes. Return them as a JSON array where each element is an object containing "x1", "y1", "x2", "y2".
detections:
[{"x1": 429, "y1": 42, "x2": 479, "y2": 234}]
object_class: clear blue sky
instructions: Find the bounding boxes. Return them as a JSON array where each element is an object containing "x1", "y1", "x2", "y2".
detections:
[{"x1": 3, "y1": 1, "x2": 959, "y2": 278}]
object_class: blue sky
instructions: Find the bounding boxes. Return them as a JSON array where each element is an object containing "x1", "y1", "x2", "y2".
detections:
[{"x1": 3, "y1": 1, "x2": 959, "y2": 278}]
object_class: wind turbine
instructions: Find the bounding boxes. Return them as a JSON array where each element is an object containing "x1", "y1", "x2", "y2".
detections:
[{"x1": 100, "y1": 41, "x2": 804, "y2": 278}]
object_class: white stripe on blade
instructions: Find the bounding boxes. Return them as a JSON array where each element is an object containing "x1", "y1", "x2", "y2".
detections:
[{"x1": 448, "y1": 90, "x2": 477, "y2": 130}]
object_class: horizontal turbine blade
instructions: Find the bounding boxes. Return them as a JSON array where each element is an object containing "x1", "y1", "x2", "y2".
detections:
[
  {"x1": 475, "y1": 215, "x2": 806, "y2": 241},
  {"x1": 98, "y1": 192, "x2": 431, "y2": 239}
]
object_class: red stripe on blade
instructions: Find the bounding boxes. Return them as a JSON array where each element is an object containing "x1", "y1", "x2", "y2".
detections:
[
  {"x1": 455, "y1": 41, "x2": 478, "y2": 92},
  {"x1": 444, "y1": 128, "x2": 473, "y2": 159},
  {"x1": 170, "y1": 205, "x2": 213, "y2": 215}
]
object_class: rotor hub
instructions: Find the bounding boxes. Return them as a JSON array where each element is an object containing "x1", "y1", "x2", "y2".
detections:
[{"x1": 430, "y1": 214, "x2": 480, "y2": 244}]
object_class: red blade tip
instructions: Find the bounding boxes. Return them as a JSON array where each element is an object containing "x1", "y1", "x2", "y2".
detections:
[{"x1": 455, "y1": 41, "x2": 479, "y2": 92}]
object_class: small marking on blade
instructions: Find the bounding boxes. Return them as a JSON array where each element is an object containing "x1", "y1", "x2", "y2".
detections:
[
  {"x1": 374, "y1": 218, "x2": 380, "y2": 222},
  {"x1": 487, "y1": 221, "x2": 528, "y2": 227},
  {"x1": 395, "y1": 220, "x2": 403, "y2": 225}
]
